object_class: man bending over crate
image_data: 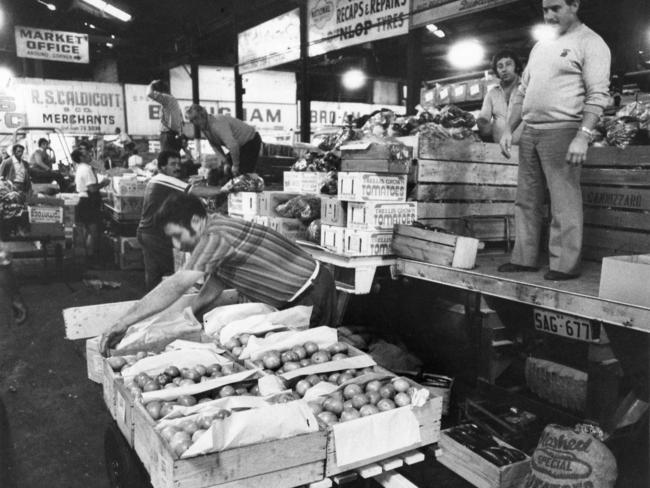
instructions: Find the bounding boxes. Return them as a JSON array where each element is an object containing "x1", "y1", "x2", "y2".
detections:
[
  {"x1": 499, "y1": 0, "x2": 611, "y2": 280},
  {"x1": 100, "y1": 192, "x2": 337, "y2": 355}
]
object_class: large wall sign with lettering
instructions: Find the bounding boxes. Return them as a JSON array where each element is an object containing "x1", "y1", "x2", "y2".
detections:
[
  {"x1": 15, "y1": 26, "x2": 89, "y2": 64},
  {"x1": 308, "y1": 0, "x2": 411, "y2": 57}
]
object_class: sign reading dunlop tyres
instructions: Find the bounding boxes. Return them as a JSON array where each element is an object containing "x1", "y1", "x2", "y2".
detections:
[
  {"x1": 411, "y1": 0, "x2": 518, "y2": 29},
  {"x1": 15, "y1": 26, "x2": 89, "y2": 64},
  {"x1": 308, "y1": 0, "x2": 410, "y2": 57},
  {"x1": 337, "y1": 172, "x2": 408, "y2": 202}
]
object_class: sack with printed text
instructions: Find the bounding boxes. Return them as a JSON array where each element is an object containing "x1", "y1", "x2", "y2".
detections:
[{"x1": 523, "y1": 424, "x2": 617, "y2": 488}]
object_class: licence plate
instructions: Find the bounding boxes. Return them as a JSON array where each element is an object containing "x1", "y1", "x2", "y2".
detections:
[{"x1": 533, "y1": 308, "x2": 601, "y2": 343}]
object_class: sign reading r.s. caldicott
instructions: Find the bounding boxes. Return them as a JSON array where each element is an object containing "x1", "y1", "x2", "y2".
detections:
[{"x1": 15, "y1": 26, "x2": 89, "y2": 64}]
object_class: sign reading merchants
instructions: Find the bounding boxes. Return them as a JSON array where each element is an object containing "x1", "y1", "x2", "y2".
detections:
[
  {"x1": 15, "y1": 26, "x2": 89, "y2": 64},
  {"x1": 308, "y1": 0, "x2": 410, "y2": 57}
]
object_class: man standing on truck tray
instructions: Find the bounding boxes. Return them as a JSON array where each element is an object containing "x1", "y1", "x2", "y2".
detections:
[
  {"x1": 185, "y1": 104, "x2": 262, "y2": 177},
  {"x1": 100, "y1": 192, "x2": 337, "y2": 355},
  {"x1": 499, "y1": 0, "x2": 611, "y2": 281},
  {"x1": 477, "y1": 49, "x2": 524, "y2": 144}
]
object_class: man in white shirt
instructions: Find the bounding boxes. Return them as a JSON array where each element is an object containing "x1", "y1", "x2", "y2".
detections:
[
  {"x1": 74, "y1": 147, "x2": 109, "y2": 267},
  {"x1": 477, "y1": 49, "x2": 524, "y2": 143}
]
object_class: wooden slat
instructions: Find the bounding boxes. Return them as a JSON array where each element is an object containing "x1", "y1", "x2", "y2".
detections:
[
  {"x1": 402, "y1": 451, "x2": 426, "y2": 465},
  {"x1": 375, "y1": 472, "x2": 419, "y2": 488},
  {"x1": 584, "y1": 146, "x2": 650, "y2": 167},
  {"x1": 380, "y1": 457, "x2": 404, "y2": 471},
  {"x1": 417, "y1": 202, "x2": 514, "y2": 219},
  {"x1": 412, "y1": 184, "x2": 517, "y2": 202},
  {"x1": 581, "y1": 168, "x2": 650, "y2": 186},
  {"x1": 583, "y1": 207, "x2": 650, "y2": 231},
  {"x1": 583, "y1": 226, "x2": 650, "y2": 255},
  {"x1": 418, "y1": 139, "x2": 518, "y2": 164},
  {"x1": 341, "y1": 159, "x2": 411, "y2": 174},
  {"x1": 358, "y1": 464, "x2": 383, "y2": 478},
  {"x1": 309, "y1": 477, "x2": 333, "y2": 488},
  {"x1": 392, "y1": 235, "x2": 455, "y2": 266},
  {"x1": 582, "y1": 186, "x2": 650, "y2": 211},
  {"x1": 332, "y1": 472, "x2": 358, "y2": 485},
  {"x1": 212, "y1": 462, "x2": 326, "y2": 488},
  {"x1": 416, "y1": 217, "x2": 514, "y2": 241},
  {"x1": 394, "y1": 224, "x2": 458, "y2": 246},
  {"x1": 416, "y1": 160, "x2": 518, "y2": 185}
]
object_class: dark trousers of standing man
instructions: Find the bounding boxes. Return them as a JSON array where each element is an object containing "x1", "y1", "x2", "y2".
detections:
[
  {"x1": 511, "y1": 126, "x2": 582, "y2": 275},
  {"x1": 238, "y1": 132, "x2": 262, "y2": 174},
  {"x1": 137, "y1": 229, "x2": 174, "y2": 291},
  {"x1": 160, "y1": 131, "x2": 182, "y2": 153},
  {"x1": 288, "y1": 265, "x2": 338, "y2": 328}
]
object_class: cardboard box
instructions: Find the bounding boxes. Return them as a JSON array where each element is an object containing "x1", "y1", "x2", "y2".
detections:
[
  {"x1": 337, "y1": 172, "x2": 407, "y2": 203},
  {"x1": 259, "y1": 191, "x2": 304, "y2": 217},
  {"x1": 111, "y1": 176, "x2": 148, "y2": 196},
  {"x1": 268, "y1": 217, "x2": 308, "y2": 241},
  {"x1": 320, "y1": 196, "x2": 347, "y2": 227},
  {"x1": 451, "y1": 82, "x2": 467, "y2": 103},
  {"x1": 347, "y1": 201, "x2": 417, "y2": 231},
  {"x1": 227, "y1": 192, "x2": 260, "y2": 218},
  {"x1": 599, "y1": 254, "x2": 650, "y2": 307},
  {"x1": 436, "y1": 84, "x2": 451, "y2": 105},
  {"x1": 283, "y1": 171, "x2": 329, "y2": 194},
  {"x1": 345, "y1": 230, "x2": 394, "y2": 256},
  {"x1": 321, "y1": 224, "x2": 347, "y2": 254},
  {"x1": 28, "y1": 205, "x2": 63, "y2": 224}
]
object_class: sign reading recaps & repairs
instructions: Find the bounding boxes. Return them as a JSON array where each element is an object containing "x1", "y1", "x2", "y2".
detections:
[
  {"x1": 15, "y1": 26, "x2": 89, "y2": 64},
  {"x1": 308, "y1": 0, "x2": 411, "y2": 57}
]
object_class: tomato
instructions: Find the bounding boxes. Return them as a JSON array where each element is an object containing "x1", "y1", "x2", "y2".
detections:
[
  {"x1": 317, "y1": 411, "x2": 339, "y2": 426},
  {"x1": 156, "y1": 373, "x2": 170, "y2": 386},
  {"x1": 177, "y1": 395, "x2": 197, "y2": 407},
  {"x1": 262, "y1": 352, "x2": 282, "y2": 370},
  {"x1": 307, "y1": 401, "x2": 323, "y2": 416},
  {"x1": 179, "y1": 419, "x2": 199, "y2": 435},
  {"x1": 305, "y1": 374, "x2": 321, "y2": 386},
  {"x1": 359, "y1": 404, "x2": 380, "y2": 417},
  {"x1": 331, "y1": 353, "x2": 348, "y2": 361},
  {"x1": 219, "y1": 385, "x2": 235, "y2": 398},
  {"x1": 303, "y1": 341, "x2": 319, "y2": 355},
  {"x1": 300, "y1": 358, "x2": 312, "y2": 367},
  {"x1": 159, "y1": 425, "x2": 177, "y2": 441},
  {"x1": 194, "y1": 365, "x2": 207, "y2": 377},
  {"x1": 329, "y1": 342, "x2": 348, "y2": 354},
  {"x1": 394, "y1": 392, "x2": 411, "y2": 407},
  {"x1": 221, "y1": 364, "x2": 236, "y2": 376},
  {"x1": 323, "y1": 397, "x2": 344, "y2": 415},
  {"x1": 392, "y1": 378, "x2": 410, "y2": 393},
  {"x1": 328, "y1": 373, "x2": 341, "y2": 384},
  {"x1": 351, "y1": 393, "x2": 369, "y2": 409},
  {"x1": 222, "y1": 337, "x2": 241, "y2": 350},
  {"x1": 365, "y1": 380, "x2": 383, "y2": 393},
  {"x1": 343, "y1": 384, "x2": 363, "y2": 399},
  {"x1": 107, "y1": 356, "x2": 126, "y2": 371},
  {"x1": 283, "y1": 361, "x2": 301, "y2": 372},
  {"x1": 206, "y1": 364, "x2": 221, "y2": 376},
  {"x1": 379, "y1": 384, "x2": 396, "y2": 399},
  {"x1": 291, "y1": 345, "x2": 307, "y2": 360},
  {"x1": 337, "y1": 373, "x2": 354, "y2": 385},
  {"x1": 340, "y1": 408, "x2": 361, "y2": 422},
  {"x1": 377, "y1": 398, "x2": 396, "y2": 411},
  {"x1": 295, "y1": 379, "x2": 312, "y2": 397},
  {"x1": 281, "y1": 350, "x2": 300, "y2": 364},
  {"x1": 164, "y1": 366, "x2": 180, "y2": 378},
  {"x1": 143, "y1": 381, "x2": 160, "y2": 392},
  {"x1": 238, "y1": 333, "x2": 251, "y2": 346},
  {"x1": 145, "y1": 401, "x2": 162, "y2": 420},
  {"x1": 366, "y1": 391, "x2": 381, "y2": 405},
  {"x1": 135, "y1": 372, "x2": 152, "y2": 388},
  {"x1": 311, "y1": 350, "x2": 331, "y2": 364}
]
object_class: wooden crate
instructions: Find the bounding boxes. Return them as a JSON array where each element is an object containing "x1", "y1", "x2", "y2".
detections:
[
  {"x1": 132, "y1": 400, "x2": 327, "y2": 488},
  {"x1": 340, "y1": 140, "x2": 412, "y2": 174},
  {"x1": 413, "y1": 140, "x2": 518, "y2": 243},
  {"x1": 324, "y1": 374, "x2": 442, "y2": 477},
  {"x1": 580, "y1": 146, "x2": 650, "y2": 260},
  {"x1": 438, "y1": 430, "x2": 530, "y2": 488},
  {"x1": 392, "y1": 225, "x2": 480, "y2": 269}
]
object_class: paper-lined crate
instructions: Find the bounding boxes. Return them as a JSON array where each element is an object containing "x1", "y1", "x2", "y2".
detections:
[
  {"x1": 284, "y1": 171, "x2": 329, "y2": 194},
  {"x1": 438, "y1": 429, "x2": 530, "y2": 488},
  {"x1": 132, "y1": 394, "x2": 327, "y2": 488},
  {"x1": 347, "y1": 201, "x2": 417, "y2": 231},
  {"x1": 338, "y1": 172, "x2": 407, "y2": 202},
  {"x1": 392, "y1": 224, "x2": 480, "y2": 269},
  {"x1": 227, "y1": 192, "x2": 260, "y2": 219}
]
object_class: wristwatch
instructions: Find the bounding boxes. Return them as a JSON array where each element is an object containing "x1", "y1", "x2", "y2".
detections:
[{"x1": 579, "y1": 126, "x2": 594, "y2": 141}]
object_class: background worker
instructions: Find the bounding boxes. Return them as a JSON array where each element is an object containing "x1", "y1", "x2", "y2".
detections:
[
  {"x1": 28, "y1": 138, "x2": 67, "y2": 189},
  {"x1": 74, "y1": 147, "x2": 109, "y2": 267},
  {"x1": 100, "y1": 192, "x2": 337, "y2": 354},
  {"x1": 499, "y1": 0, "x2": 611, "y2": 281},
  {"x1": 137, "y1": 150, "x2": 188, "y2": 290},
  {"x1": 185, "y1": 104, "x2": 262, "y2": 177},
  {"x1": 477, "y1": 49, "x2": 524, "y2": 144},
  {"x1": 147, "y1": 79, "x2": 184, "y2": 153},
  {"x1": 0, "y1": 145, "x2": 31, "y2": 194}
]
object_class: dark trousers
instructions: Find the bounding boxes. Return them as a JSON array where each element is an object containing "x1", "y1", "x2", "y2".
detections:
[
  {"x1": 137, "y1": 230, "x2": 174, "y2": 290},
  {"x1": 289, "y1": 265, "x2": 337, "y2": 327},
  {"x1": 239, "y1": 132, "x2": 262, "y2": 174},
  {"x1": 160, "y1": 132, "x2": 182, "y2": 153}
]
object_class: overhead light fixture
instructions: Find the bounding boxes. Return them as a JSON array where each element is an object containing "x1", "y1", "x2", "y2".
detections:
[
  {"x1": 342, "y1": 69, "x2": 366, "y2": 90},
  {"x1": 37, "y1": 0, "x2": 57, "y2": 11},
  {"x1": 105, "y1": 42, "x2": 113, "y2": 48},
  {"x1": 532, "y1": 24, "x2": 557, "y2": 42},
  {"x1": 80, "y1": 0, "x2": 132, "y2": 22},
  {"x1": 84, "y1": 22, "x2": 96, "y2": 29},
  {"x1": 448, "y1": 39, "x2": 485, "y2": 69},
  {"x1": 426, "y1": 23, "x2": 445, "y2": 38}
]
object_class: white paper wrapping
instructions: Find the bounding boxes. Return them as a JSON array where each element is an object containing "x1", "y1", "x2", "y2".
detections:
[
  {"x1": 218, "y1": 305, "x2": 313, "y2": 344},
  {"x1": 203, "y1": 303, "x2": 277, "y2": 337},
  {"x1": 241, "y1": 325, "x2": 338, "y2": 360},
  {"x1": 332, "y1": 407, "x2": 421, "y2": 466},
  {"x1": 115, "y1": 307, "x2": 201, "y2": 353}
]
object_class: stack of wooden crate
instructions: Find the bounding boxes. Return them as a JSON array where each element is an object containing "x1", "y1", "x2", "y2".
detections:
[{"x1": 320, "y1": 141, "x2": 416, "y2": 256}]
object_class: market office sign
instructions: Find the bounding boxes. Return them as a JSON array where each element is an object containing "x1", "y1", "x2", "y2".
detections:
[
  {"x1": 15, "y1": 26, "x2": 89, "y2": 64},
  {"x1": 308, "y1": 0, "x2": 411, "y2": 57},
  {"x1": 238, "y1": 9, "x2": 300, "y2": 74},
  {"x1": 411, "y1": 0, "x2": 519, "y2": 28}
]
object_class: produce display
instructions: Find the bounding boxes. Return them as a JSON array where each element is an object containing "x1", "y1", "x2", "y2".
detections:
[
  {"x1": 249, "y1": 341, "x2": 353, "y2": 374},
  {"x1": 445, "y1": 423, "x2": 527, "y2": 467},
  {"x1": 305, "y1": 376, "x2": 416, "y2": 426},
  {"x1": 158, "y1": 408, "x2": 234, "y2": 456}
]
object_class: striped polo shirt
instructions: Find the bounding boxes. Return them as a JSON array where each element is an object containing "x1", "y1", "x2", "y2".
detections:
[
  {"x1": 139, "y1": 174, "x2": 189, "y2": 236},
  {"x1": 184, "y1": 214, "x2": 317, "y2": 307}
]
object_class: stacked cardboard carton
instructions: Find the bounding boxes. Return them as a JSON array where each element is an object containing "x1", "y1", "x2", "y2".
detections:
[{"x1": 321, "y1": 140, "x2": 416, "y2": 256}]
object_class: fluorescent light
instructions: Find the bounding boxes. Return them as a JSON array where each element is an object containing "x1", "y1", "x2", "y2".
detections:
[
  {"x1": 342, "y1": 69, "x2": 366, "y2": 90},
  {"x1": 80, "y1": 0, "x2": 132, "y2": 22},
  {"x1": 532, "y1": 24, "x2": 557, "y2": 42},
  {"x1": 105, "y1": 42, "x2": 113, "y2": 48},
  {"x1": 37, "y1": 0, "x2": 57, "y2": 11},
  {"x1": 448, "y1": 39, "x2": 485, "y2": 69},
  {"x1": 434, "y1": 29, "x2": 445, "y2": 38},
  {"x1": 426, "y1": 24, "x2": 438, "y2": 33}
]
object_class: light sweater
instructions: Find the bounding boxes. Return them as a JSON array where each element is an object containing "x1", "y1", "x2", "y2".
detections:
[{"x1": 514, "y1": 23, "x2": 611, "y2": 129}]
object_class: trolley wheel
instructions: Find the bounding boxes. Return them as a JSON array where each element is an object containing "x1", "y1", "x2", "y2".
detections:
[{"x1": 104, "y1": 421, "x2": 151, "y2": 488}]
